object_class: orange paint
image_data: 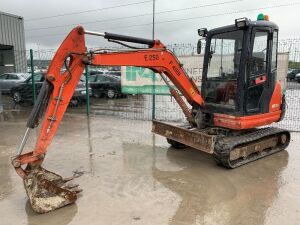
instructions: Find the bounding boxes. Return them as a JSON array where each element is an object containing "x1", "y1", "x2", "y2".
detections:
[
  {"x1": 213, "y1": 111, "x2": 281, "y2": 130},
  {"x1": 269, "y1": 81, "x2": 282, "y2": 112},
  {"x1": 35, "y1": 27, "x2": 86, "y2": 156},
  {"x1": 255, "y1": 75, "x2": 267, "y2": 85}
]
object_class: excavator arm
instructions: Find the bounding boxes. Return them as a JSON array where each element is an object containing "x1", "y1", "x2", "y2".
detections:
[{"x1": 11, "y1": 26, "x2": 205, "y2": 213}]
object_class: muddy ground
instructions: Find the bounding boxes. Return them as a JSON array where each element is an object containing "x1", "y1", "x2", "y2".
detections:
[{"x1": 0, "y1": 110, "x2": 299, "y2": 225}]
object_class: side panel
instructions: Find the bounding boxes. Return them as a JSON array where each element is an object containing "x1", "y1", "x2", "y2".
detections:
[
  {"x1": 213, "y1": 111, "x2": 281, "y2": 130},
  {"x1": 269, "y1": 81, "x2": 281, "y2": 112}
]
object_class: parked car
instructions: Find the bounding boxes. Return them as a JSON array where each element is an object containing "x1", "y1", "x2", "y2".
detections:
[
  {"x1": 0, "y1": 73, "x2": 30, "y2": 94},
  {"x1": 10, "y1": 73, "x2": 91, "y2": 105},
  {"x1": 295, "y1": 73, "x2": 300, "y2": 83},
  {"x1": 89, "y1": 70, "x2": 106, "y2": 76},
  {"x1": 88, "y1": 74, "x2": 124, "y2": 98},
  {"x1": 287, "y1": 69, "x2": 300, "y2": 81},
  {"x1": 107, "y1": 71, "x2": 121, "y2": 77}
]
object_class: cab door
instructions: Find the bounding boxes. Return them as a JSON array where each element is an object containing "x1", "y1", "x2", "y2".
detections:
[{"x1": 246, "y1": 29, "x2": 273, "y2": 114}]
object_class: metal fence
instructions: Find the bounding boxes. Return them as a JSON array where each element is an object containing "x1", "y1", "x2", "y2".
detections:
[{"x1": 1, "y1": 39, "x2": 300, "y2": 132}]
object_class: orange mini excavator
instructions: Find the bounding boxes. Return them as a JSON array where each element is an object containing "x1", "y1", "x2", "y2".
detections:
[{"x1": 12, "y1": 15, "x2": 290, "y2": 213}]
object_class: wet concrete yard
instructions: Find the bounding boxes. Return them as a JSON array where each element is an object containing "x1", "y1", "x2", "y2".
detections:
[{"x1": 0, "y1": 111, "x2": 300, "y2": 225}]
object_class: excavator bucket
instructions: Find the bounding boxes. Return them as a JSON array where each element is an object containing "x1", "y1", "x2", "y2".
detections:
[{"x1": 23, "y1": 165, "x2": 82, "y2": 213}]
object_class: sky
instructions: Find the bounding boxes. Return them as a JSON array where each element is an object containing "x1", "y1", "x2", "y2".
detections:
[{"x1": 1, "y1": 0, "x2": 300, "y2": 50}]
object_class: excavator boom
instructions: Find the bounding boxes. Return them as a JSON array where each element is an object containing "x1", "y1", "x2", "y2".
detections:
[{"x1": 14, "y1": 26, "x2": 205, "y2": 169}]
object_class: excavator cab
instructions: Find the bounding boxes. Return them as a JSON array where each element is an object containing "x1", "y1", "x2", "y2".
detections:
[{"x1": 200, "y1": 16, "x2": 279, "y2": 118}]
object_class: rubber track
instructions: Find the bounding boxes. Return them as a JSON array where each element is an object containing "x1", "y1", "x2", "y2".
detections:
[{"x1": 213, "y1": 127, "x2": 290, "y2": 168}]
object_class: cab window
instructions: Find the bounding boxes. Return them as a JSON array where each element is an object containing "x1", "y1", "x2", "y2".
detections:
[
  {"x1": 204, "y1": 30, "x2": 244, "y2": 108},
  {"x1": 271, "y1": 30, "x2": 278, "y2": 71},
  {"x1": 207, "y1": 31, "x2": 243, "y2": 80},
  {"x1": 250, "y1": 31, "x2": 268, "y2": 76}
]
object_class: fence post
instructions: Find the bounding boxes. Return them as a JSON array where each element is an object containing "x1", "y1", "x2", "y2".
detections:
[
  {"x1": 152, "y1": 72, "x2": 155, "y2": 120},
  {"x1": 30, "y1": 49, "x2": 36, "y2": 103},
  {"x1": 85, "y1": 65, "x2": 90, "y2": 116}
]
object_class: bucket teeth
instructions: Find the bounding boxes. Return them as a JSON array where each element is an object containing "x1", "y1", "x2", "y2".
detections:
[{"x1": 24, "y1": 165, "x2": 81, "y2": 213}]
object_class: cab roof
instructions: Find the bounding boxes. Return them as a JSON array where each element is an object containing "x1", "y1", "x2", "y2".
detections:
[{"x1": 208, "y1": 20, "x2": 278, "y2": 36}]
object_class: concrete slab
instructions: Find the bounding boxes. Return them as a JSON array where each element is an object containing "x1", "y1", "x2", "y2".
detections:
[{"x1": 0, "y1": 111, "x2": 299, "y2": 225}]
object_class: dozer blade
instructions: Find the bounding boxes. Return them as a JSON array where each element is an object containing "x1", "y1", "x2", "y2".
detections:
[{"x1": 24, "y1": 165, "x2": 82, "y2": 213}]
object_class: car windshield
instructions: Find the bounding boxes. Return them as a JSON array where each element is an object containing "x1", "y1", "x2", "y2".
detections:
[
  {"x1": 107, "y1": 75, "x2": 120, "y2": 81},
  {"x1": 88, "y1": 76, "x2": 97, "y2": 82},
  {"x1": 113, "y1": 75, "x2": 121, "y2": 80},
  {"x1": 80, "y1": 75, "x2": 86, "y2": 82},
  {"x1": 27, "y1": 73, "x2": 44, "y2": 82},
  {"x1": 18, "y1": 73, "x2": 30, "y2": 79}
]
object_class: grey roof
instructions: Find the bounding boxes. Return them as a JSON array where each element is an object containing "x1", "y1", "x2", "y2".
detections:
[{"x1": 0, "y1": 11, "x2": 23, "y2": 20}]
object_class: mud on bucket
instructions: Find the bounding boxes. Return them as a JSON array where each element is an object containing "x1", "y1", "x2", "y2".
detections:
[{"x1": 24, "y1": 165, "x2": 82, "y2": 213}]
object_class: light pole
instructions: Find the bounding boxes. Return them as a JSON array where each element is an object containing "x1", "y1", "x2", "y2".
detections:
[
  {"x1": 152, "y1": 0, "x2": 155, "y2": 40},
  {"x1": 37, "y1": 43, "x2": 41, "y2": 62},
  {"x1": 152, "y1": 0, "x2": 156, "y2": 120}
]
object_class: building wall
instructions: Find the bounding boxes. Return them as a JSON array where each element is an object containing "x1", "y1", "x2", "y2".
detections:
[{"x1": 0, "y1": 11, "x2": 27, "y2": 74}]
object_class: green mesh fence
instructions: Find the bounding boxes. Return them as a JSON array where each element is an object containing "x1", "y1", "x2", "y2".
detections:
[{"x1": 0, "y1": 39, "x2": 300, "y2": 131}]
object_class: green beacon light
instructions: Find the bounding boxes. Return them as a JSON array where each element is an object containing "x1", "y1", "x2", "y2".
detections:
[{"x1": 257, "y1": 13, "x2": 265, "y2": 20}]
